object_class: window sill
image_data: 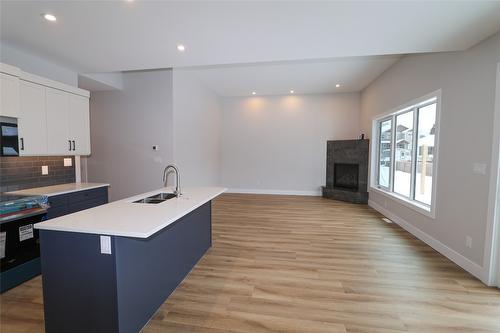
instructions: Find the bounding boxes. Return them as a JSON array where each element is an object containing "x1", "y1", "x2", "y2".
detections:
[{"x1": 369, "y1": 186, "x2": 436, "y2": 219}]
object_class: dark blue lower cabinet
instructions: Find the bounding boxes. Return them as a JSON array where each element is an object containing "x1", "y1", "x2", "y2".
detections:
[
  {"x1": 40, "y1": 201, "x2": 212, "y2": 333},
  {"x1": 46, "y1": 187, "x2": 108, "y2": 219}
]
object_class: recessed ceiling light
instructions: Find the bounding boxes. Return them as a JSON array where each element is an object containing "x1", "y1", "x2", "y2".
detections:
[
  {"x1": 335, "y1": 84, "x2": 341, "y2": 88},
  {"x1": 42, "y1": 13, "x2": 57, "y2": 22},
  {"x1": 252, "y1": 91, "x2": 256, "y2": 95},
  {"x1": 290, "y1": 90, "x2": 294, "y2": 94},
  {"x1": 177, "y1": 44, "x2": 186, "y2": 52}
]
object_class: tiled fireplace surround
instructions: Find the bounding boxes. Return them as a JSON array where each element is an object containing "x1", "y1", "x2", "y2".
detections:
[
  {"x1": 0, "y1": 156, "x2": 75, "y2": 192},
  {"x1": 322, "y1": 139, "x2": 369, "y2": 204}
]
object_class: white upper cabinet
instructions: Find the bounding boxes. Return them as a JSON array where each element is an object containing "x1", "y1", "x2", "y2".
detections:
[
  {"x1": 0, "y1": 73, "x2": 20, "y2": 118},
  {"x1": 46, "y1": 87, "x2": 91, "y2": 155},
  {"x1": 46, "y1": 87, "x2": 72, "y2": 155},
  {"x1": 69, "y1": 95, "x2": 90, "y2": 155},
  {"x1": 18, "y1": 81, "x2": 48, "y2": 155},
  {"x1": 1, "y1": 62, "x2": 91, "y2": 156}
]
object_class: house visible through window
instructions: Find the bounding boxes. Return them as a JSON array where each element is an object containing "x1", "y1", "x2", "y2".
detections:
[{"x1": 372, "y1": 93, "x2": 439, "y2": 216}]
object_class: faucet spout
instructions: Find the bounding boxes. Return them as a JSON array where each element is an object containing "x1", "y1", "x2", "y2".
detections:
[{"x1": 163, "y1": 164, "x2": 181, "y2": 197}]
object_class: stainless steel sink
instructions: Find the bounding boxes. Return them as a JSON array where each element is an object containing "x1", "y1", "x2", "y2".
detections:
[{"x1": 133, "y1": 193, "x2": 177, "y2": 204}]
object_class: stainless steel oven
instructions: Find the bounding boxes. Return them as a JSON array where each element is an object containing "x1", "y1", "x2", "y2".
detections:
[{"x1": 0, "y1": 194, "x2": 48, "y2": 292}]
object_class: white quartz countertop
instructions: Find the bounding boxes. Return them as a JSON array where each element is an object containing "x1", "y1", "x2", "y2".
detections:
[
  {"x1": 34, "y1": 187, "x2": 226, "y2": 238},
  {"x1": 8, "y1": 183, "x2": 110, "y2": 197}
]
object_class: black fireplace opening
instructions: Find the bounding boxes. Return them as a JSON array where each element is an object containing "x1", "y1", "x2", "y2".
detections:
[{"x1": 334, "y1": 163, "x2": 359, "y2": 191}]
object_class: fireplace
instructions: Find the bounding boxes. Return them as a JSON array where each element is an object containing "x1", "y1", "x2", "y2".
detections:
[
  {"x1": 322, "y1": 139, "x2": 369, "y2": 204},
  {"x1": 334, "y1": 163, "x2": 359, "y2": 191}
]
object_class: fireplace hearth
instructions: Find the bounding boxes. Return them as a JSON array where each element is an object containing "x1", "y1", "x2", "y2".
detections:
[{"x1": 322, "y1": 139, "x2": 369, "y2": 204}]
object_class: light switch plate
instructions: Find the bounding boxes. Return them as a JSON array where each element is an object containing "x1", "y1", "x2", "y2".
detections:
[
  {"x1": 466, "y1": 236, "x2": 472, "y2": 249},
  {"x1": 100, "y1": 235, "x2": 111, "y2": 254},
  {"x1": 63, "y1": 158, "x2": 72, "y2": 167},
  {"x1": 41, "y1": 165, "x2": 49, "y2": 175}
]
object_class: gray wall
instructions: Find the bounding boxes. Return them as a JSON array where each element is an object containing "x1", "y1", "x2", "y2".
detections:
[
  {"x1": 87, "y1": 70, "x2": 174, "y2": 201},
  {"x1": 172, "y1": 69, "x2": 222, "y2": 187},
  {"x1": 360, "y1": 32, "x2": 500, "y2": 267},
  {"x1": 221, "y1": 93, "x2": 361, "y2": 194}
]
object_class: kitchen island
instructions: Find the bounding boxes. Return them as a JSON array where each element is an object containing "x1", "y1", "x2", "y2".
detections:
[{"x1": 34, "y1": 187, "x2": 226, "y2": 333}]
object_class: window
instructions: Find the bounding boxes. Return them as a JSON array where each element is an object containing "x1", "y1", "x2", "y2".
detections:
[
  {"x1": 372, "y1": 92, "x2": 440, "y2": 216},
  {"x1": 377, "y1": 118, "x2": 392, "y2": 188},
  {"x1": 415, "y1": 103, "x2": 437, "y2": 205},
  {"x1": 394, "y1": 110, "x2": 414, "y2": 197}
]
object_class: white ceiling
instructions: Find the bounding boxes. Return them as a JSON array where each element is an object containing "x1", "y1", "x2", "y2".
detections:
[
  {"x1": 180, "y1": 55, "x2": 401, "y2": 96},
  {"x1": 1, "y1": 1, "x2": 500, "y2": 74}
]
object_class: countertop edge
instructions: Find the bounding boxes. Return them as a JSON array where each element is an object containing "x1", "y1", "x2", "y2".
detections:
[
  {"x1": 34, "y1": 187, "x2": 226, "y2": 238},
  {"x1": 8, "y1": 183, "x2": 110, "y2": 197},
  {"x1": 43, "y1": 183, "x2": 111, "y2": 196}
]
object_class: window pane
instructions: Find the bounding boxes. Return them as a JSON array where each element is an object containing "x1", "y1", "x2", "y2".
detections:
[
  {"x1": 415, "y1": 103, "x2": 437, "y2": 205},
  {"x1": 394, "y1": 111, "x2": 414, "y2": 197},
  {"x1": 378, "y1": 119, "x2": 392, "y2": 188}
]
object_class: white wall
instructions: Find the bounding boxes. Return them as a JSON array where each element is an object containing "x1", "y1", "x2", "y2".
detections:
[
  {"x1": 494, "y1": 63, "x2": 500, "y2": 287},
  {"x1": 0, "y1": 42, "x2": 78, "y2": 86},
  {"x1": 360, "y1": 32, "x2": 500, "y2": 275},
  {"x1": 87, "y1": 70, "x2": 174, "y2": 201},
  {"x1": 221, "y1": 93, "x2": 360, "y2": 195},
  {"x1": 172, "y1": 69, "x2": 222, "y2": 187}
]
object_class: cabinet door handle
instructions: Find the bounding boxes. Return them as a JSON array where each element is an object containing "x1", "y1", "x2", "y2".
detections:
[
  {"x1": 20, "y1": 138, "x2": 24, "y2": 150},
  {"x1": 72, "y1": 140, "x2": 76, "y2": 151},
  {"x1": 68, "y1": 140, "x2": 72, "y2": 151}
]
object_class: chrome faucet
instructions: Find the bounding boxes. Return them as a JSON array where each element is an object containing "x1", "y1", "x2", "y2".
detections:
[{"x1": 163, "y1": 164, "x2": 181, "y2": 197}]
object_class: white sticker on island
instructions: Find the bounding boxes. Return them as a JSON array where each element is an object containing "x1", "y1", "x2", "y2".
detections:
[
  {"x1": 19, "y1": 224, "x2": 34, "y2": 241},
  {"x1": 100, "y1": 236, "x2": 112, "y2": 254}
]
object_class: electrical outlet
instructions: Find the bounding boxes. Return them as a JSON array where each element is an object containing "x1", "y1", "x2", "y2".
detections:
[
  {"x1": 41, "y1": 165, "x2": 49, "y2": 175},
  {"x1": 466, "y1": 236, "x2": 472, "y2": 249},
  {"x1": 63, "y1": 158, "x2": 72, "y2": 167}
]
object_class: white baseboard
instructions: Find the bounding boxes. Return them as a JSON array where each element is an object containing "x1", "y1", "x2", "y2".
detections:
[
  {"x1": 227, "y1": 188, "x2": 321, "y2": 196},
  {"x1": 368, "y1": 199, "x2": 487, "y2": 283}
]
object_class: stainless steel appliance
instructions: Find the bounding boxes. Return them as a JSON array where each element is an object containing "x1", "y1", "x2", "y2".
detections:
[
  {"x1": 0, "y1": 121, "x2": 19, "y2": 156},
  {"x1": 0, "y1": 193, "x2": 48, "y2": 292}
]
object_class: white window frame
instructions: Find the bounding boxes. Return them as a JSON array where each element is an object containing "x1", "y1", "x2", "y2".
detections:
[
  {"x1": 370, "y1": 90, "x2": 442, "y2": 219},
  {"x1": 376, "y1": 116, "x2": 393, "y2": 191}
]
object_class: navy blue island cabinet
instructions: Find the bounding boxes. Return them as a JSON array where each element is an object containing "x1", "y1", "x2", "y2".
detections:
[{"x1": 39, "y1": 201, "x2": 212, "y2": 333}]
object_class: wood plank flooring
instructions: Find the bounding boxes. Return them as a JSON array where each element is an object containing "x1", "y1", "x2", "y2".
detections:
[{"x1": 1, "y1": 193, "x2": 500, "y2": 332}]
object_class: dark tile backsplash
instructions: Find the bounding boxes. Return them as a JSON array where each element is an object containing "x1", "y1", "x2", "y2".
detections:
[{"x1": 0, "y1": 156, "x2": 75, "y2": 192}]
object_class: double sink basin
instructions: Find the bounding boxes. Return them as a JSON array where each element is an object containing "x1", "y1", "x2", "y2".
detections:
[{"x1": 133, "y1": 193, "x2": 177, "y2": 204}]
